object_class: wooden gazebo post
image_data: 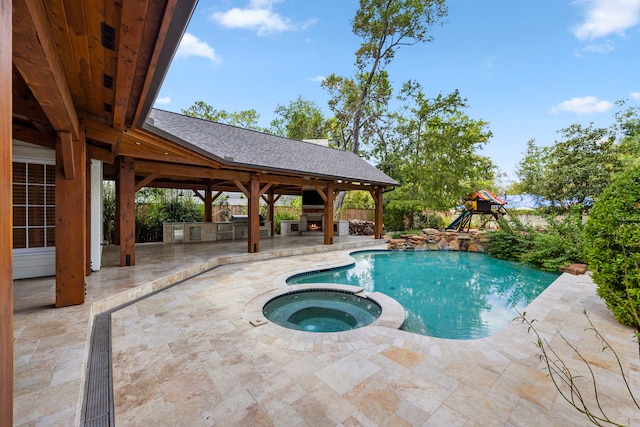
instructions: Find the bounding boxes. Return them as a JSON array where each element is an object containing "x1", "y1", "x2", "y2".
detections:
[
  {"x1": 263, "y1": 190, "x2": 278, "y2": 237},
  {"x1": 324, "y1": 183, "x2": 334, "y2": 245},
  {"x1": 55, "y1": 133, "x2": 87, "y2": 307},
  {"x1": 204, "y1": 183, "x2": 212, "y2": 222},
  {"x1": 248, "y1": 175, "x2": 260, "y2": 253},
  {"x1": 0, "y1": 0, "x2": 13, "y2": 421},
  {"x1": 373, "y1": 187, "x2": 384, "y2": 239}
]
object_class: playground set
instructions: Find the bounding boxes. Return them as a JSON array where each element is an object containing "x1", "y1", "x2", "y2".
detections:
[{"x1": 446, "y1": 190, "x2": 507, "y2": 232}]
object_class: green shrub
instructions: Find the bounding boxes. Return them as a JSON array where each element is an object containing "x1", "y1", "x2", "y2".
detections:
[
  {"x1": 487, "y1": 212, "x2": 586, "y2": 272},
  {"x1": 522, "y1": 209, "x2": 586, "y2": 271},
  {"x1": 382, "y1": 201, "x2": 411, "y2": 231},
  {"x1": 584, "y1": 165, "x2": 640, "y2": 326},
  {"x1": 274, "y1": 211, "x2": 299, "y2": 235},
  {"x1": 486, "y1": 216, "x2": 531, "y2": 262},
  {"x1": 418, "y1": 212, "x2": 445, "y2": 229}
]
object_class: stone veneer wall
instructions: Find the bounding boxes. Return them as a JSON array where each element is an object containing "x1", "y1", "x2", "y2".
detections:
[{"x1": 386, "y1": 228, "x2": 492, "y2": 252}]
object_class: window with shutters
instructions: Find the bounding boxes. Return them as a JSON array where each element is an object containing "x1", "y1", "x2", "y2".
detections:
[{"x1": 13, "y1": 162, "x2": 56, "y2": 250}]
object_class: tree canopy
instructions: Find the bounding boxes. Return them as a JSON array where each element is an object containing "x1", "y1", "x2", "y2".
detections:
[
  {"x1": 326, "y1": 0, "x2": 448, "y2": 156},
  {"x1": 182, "y1": 101, "x2": 263, "y2": 131},
  {"x1": 513, "y1": 122, "x2": 623, "y2": 211},
  {"x1": 377, "y1": 82, "x2": 495, "y2": 228},
  {"x1": 269, "y1": 96, "x2": 328, "y2": 140}
]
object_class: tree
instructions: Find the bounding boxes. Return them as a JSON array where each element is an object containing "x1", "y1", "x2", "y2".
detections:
[
  {"x1": 345, "y1": 0, "x2": 448, "y2": 156},
  {"x1": 269, "y1": 96, "x2": 328, "y2": 139},
  {"x1": 182, "y1": 100, "x2": 263, "y2": 131},
  {"x1": 380, "y1": 83, "x2": 494, "y2": 229},
  {"x1": 511, "y1": 139, "x2": 548, "y2": 198},
  {"x1": 545, "y1": 124, "x2": 619, "y2": 209},
  {"x1": 514, "y1": 124, "x2": 620, "y2": 211},
  {"x1": 613, "y1": 100, "x2": 640, "y2": 168},
  {"x1": 322, "y1": 70, "x2": 393, "y2": 154},
  {"x1": 395, "y1": 84, "x2": 493, "y2": 205}
]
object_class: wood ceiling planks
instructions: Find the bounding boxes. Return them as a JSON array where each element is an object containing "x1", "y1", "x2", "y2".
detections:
[
  {"x1": 13, "y1": 0, "x2": 188, "y2": 133},
  {"x1": 113, "y1": 0, "x2": 150, "y2": 131},
  {"x1": 63, "y1": 0, "x2": 95, "y2": 114}
]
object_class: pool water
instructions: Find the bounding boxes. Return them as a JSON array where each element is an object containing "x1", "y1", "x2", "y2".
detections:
[
  {"x1": 263, "y1": 290, "x2": 382, "y2": 332},
  {"x1": 287, "y1": 251, "x2": 560, "y2": 339}
]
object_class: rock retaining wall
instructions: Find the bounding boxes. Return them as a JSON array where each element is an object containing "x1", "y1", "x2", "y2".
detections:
[{"x1": 386, "y1": 228, "x2": 492, "y2": 252}]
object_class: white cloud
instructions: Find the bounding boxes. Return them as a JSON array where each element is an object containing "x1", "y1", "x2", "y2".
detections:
[
  {"x1": 572, "y1": 0, "x2": 640, "y2": 40},
  {"x1": 155, "y1": 96, "x2": 171, "y2": 105},
  {"x1": 176, "y1": 33, "x2": 219, "y2": 62},
  {"x1": 631, "y1": 92, "x2": 640, "y2": 99},
  {"x1": 581, "y1": 40, "x2": 615, "y2": 53},
  {"x1": 309, "y1": 75, "x2": 326, "y2": 82},
  {"x1": 550, "y1": 96, "x2": 614, "y2": 114},
  {"x1": 210, "y1": 0, "x2": 312, "y2": 36}
]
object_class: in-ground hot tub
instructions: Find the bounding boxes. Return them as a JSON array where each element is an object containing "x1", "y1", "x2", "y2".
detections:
[{"x1": 262, "y1": 289, "x2": 382, "y2": 332}]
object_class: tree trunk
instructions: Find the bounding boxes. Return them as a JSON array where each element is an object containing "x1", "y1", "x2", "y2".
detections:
[{"x1": 333, "y1": 191, "x2": 346, "y2": 220}]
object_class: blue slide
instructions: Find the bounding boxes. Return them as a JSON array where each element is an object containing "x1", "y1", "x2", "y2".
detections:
[{"x1": 445, "y1": 210, "x2": 471, "y2": 231}]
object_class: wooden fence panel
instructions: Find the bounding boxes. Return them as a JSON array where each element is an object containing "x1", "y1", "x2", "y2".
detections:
[{"x1": 340, "y1": 208, "x2": 374, "y2": 221}]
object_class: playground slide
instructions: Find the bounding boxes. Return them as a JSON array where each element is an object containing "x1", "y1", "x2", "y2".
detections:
[{"x1": 445, "y1": 210, "x2": 471, "y2": 230}]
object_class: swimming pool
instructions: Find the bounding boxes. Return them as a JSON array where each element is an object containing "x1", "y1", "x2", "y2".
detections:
[{"x1": 287, "y1": 251, "x2": 560, "y2": 339}]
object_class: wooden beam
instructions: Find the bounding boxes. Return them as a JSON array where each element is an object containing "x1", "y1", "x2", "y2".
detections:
[
  {"x1": 84, "y1": 118, "x2": 123, "y2": 145},
  {"x1": 136, "y1": 160, "x2": 250, "y2": 182},
  {"x1": 62, "y1": 0, "x2": 94, "y2": 112},
  {"x1": 260, "y1": 182, "x2": 273, "y2": 196},
  {"x1": 12, "y1": 64, "x2": 50, "y2": 123},
  {"x1": 248, "y1": 176, "x2": 260, "y2": 253},
  {"x1": 117, "y1": 157, "x2": 136, "y2": 266},
  {"x1": 374, "y1": 188, "x2": 384, "y2": 239},
  {"x1": 234, "y1": 180, "x2": 249, "y2": 197},
  {"x1": 59, "y1": 131, "x2": 75, "y2": 179},
  {"x1": 314, "y1": 187, "x2": 327, "y2": 202},
  {"x1": 0, "y1": 0, "x2": 13, "y2": 423},
  {"x1": 12, "y1": 0, "x2": 80, "y2": 140},
  {"x1": 212, "y1": 191, "x2": 223, "y2": 202},
  {"x1": 324, "y1": 182, "x2": 334, "y2": 245},
  {"x1": 55, "y1": 136, "x2": 86, "y2": 307},
  {"x1": 122, "y1": 128, "x2": 222, "y2": 168},
  {"x1": 132, "y1": 0, "x2": 196, "y2": 127},
  {"x1": 135, "y1": 172, "x2": 159, "y2": 192},
  {"x1": 204, "y1": 185, "x2": 212, "y2": 222},
  {"x1": 192, "y1": 190, "x2": 205, "y2": 202},
  {"x1": 11, "y1": 122, "x2": 56, "y2": 148},
  {"x1": 265, "y1": 191, "x2": 276, "y2": 237},
  {"x1": 113, "y1": 0, "x2": 149, "y2": 130},
  {"x1": 87, "y1": 144, "x2": 116, "y2": 164}
]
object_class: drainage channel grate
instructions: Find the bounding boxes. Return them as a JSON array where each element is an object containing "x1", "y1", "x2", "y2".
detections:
[{"x1": 83, "y1": 312, "x2": 114, "y2": 426}]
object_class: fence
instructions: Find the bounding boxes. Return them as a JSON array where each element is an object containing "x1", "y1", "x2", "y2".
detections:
[{"x1": 339, "y1": 208, "x2": 374, "y2": 221}]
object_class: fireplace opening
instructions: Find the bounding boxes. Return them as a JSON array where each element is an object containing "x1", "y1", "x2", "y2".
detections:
[{"x1": 308, "y1": 220, "x2": 322, "y2": 232}]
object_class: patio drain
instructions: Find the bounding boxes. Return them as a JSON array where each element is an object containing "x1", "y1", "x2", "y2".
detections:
[{"x1": 82, "y1": 312, "x2": 113, "y2": 426}]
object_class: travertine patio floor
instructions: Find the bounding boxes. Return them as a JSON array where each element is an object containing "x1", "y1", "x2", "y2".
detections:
[{"x1": 13, "y1": 235, "x2": 640, "y2": 426}]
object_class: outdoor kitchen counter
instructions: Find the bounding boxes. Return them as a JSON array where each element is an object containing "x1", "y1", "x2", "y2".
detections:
[{"x1": 162, "y1": 221, "x2": 271, "y2": 243}]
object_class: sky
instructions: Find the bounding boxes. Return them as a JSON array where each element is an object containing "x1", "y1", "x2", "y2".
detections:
[{"x1": 155, "y1": 0, "x2": 640, "y2": 182}]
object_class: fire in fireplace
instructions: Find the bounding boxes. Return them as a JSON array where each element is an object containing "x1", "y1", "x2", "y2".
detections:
[{"x1": 307, "y1": 220, "x2": 322, "y2": 231}]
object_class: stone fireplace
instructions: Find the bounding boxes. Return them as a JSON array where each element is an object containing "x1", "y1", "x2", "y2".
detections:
[
  {"x1": 300, "y1": 187, "x2": 324, "y2": 235},
  {"x1": 300, "y1": 214, "x2": 323, "y2": 233}
]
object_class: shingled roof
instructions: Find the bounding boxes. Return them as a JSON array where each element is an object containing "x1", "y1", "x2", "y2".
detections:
[{"x1": 144, "y1": 109, "x2": 398, "y2": 186}]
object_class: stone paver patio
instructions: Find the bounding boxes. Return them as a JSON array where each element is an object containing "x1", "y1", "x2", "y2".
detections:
[{"x1": 13, "y1": 236, "x2": 640, "y2": 426}]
